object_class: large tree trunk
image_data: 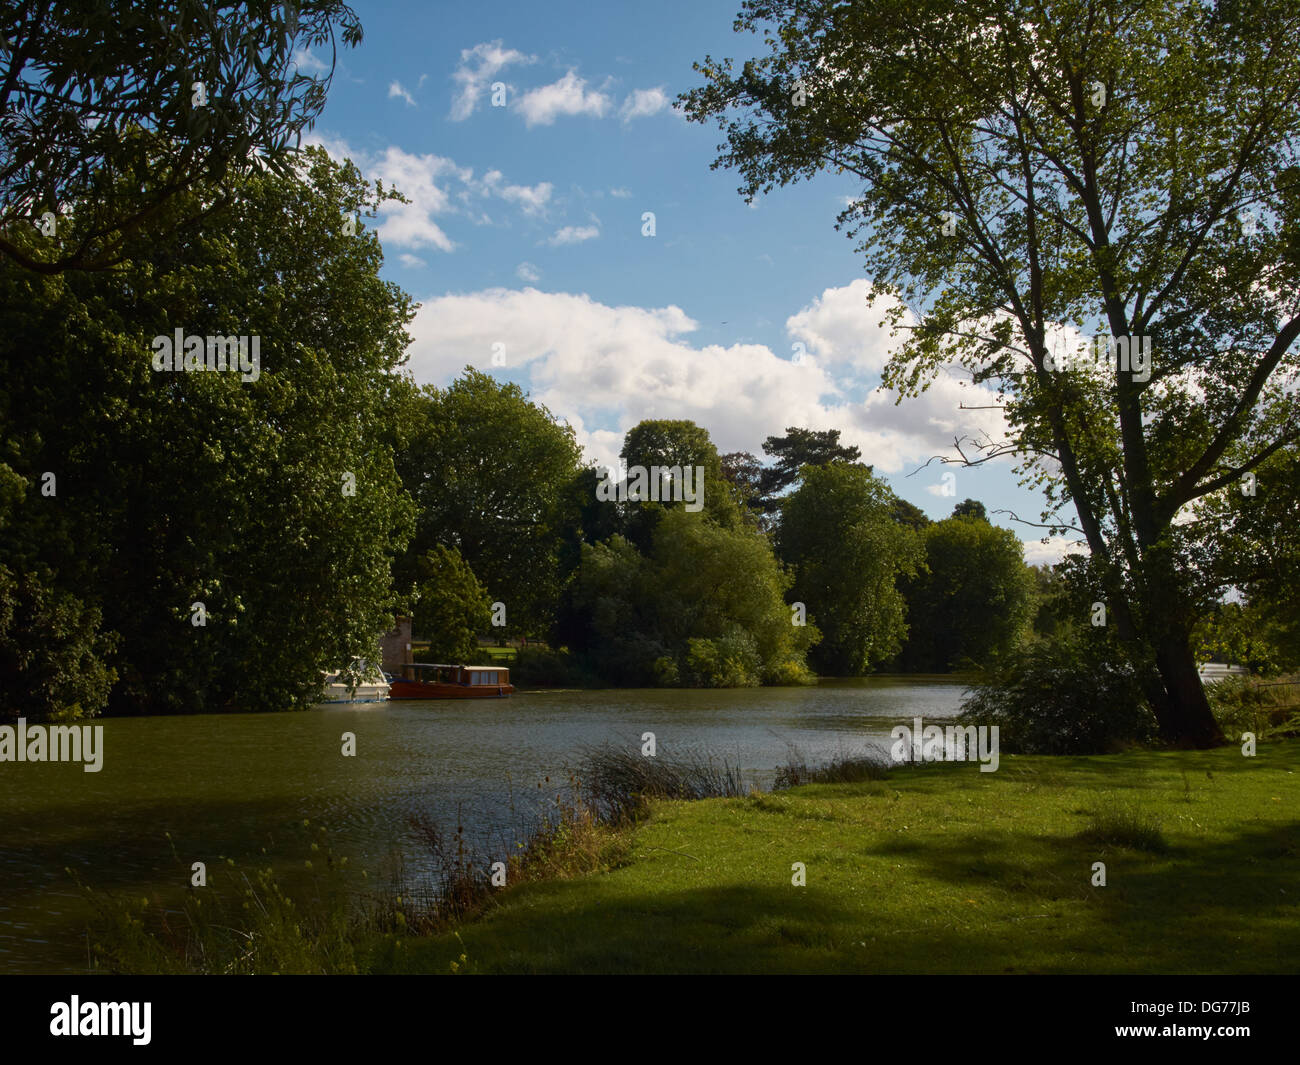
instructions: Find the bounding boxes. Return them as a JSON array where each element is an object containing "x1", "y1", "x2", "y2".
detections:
[{"x1": 1151, "y1": 629, "x2": 1225, "y2": 748}]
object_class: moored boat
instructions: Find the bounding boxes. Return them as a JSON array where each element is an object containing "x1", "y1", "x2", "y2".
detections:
[
  {"x1": 319, "y1": 659, "x2": 390, "y2": 703},
  {"x1": 387, "y1": 662, "x2": 514, "y2": 699}
]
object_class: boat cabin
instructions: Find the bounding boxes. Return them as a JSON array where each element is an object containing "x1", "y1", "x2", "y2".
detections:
[{"x1": 388, "y1": 662, "x2": 514, "y2": 699}]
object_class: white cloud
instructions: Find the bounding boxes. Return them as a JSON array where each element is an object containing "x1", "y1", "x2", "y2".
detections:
[
  {"x1": 388, "y1": 81, "x2": 417, "y2": 106},
  {"x1": 517, "y1": 71, "x2": 612, "y2": 127},
  {"x1": 291, "y1": 47, "x2": 330, "y2": 75},
  {"x1": 609, "y1": 187, "x2": 633, "y2": 198},
  {"x1": 516, "y1": 262, "x2": 542, "y2": 282},
  {"x1": 545, "y1": 224, "x2": 600, "y2": 246},
  {"x1": 785, "y1": 279, "x2": 903, "y2": 371},
  {"x1": 619, "y1": 87, "x2": 669, "y2": 122},
  {"x1": 365, "y1": 145, "x2": 470, "y2": 251},
  {"x1": 304, "y1": 136, "x2": 555, "y2": 252},
  {"x1": 404, "y1": 284, "x2": 1010, "y2": 477},
  {"x1": 398, "y1": 253, "x2": 427, "y2": 269},
  {"x1": 1021, "y1": 536, "x2": 1088, "y2": 567},
  {"x1": 450, "y1": 40, "x2": 535, "y2": 120},
  {"x1": 480, "y1": 172, "x2": 552, "y2": 217}
]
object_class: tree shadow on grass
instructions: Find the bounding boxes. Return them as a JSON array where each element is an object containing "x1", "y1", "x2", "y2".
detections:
[{"x1": 863, "y1": 819, "x2": 1300, "y2": 972}]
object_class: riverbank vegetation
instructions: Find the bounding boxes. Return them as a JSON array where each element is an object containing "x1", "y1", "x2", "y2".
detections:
[{"x1": 79, "y1": 732, "x2": 1300, "y2": 974}]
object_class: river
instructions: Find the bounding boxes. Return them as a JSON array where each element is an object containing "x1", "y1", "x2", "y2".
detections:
[{"x1": 0, "y1": 678, "x2": 965, "y2": 973}]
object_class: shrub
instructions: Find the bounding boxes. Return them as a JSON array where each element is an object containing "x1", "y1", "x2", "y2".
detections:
[
  {"x1": 1207, "y1": 674, "x2": 1300, "y2": 740},
  {"x1": 510, "y1": 645, "x2": 593, "y2": 688},
  {"x1": 957, "y1": 635, "x2": 1158, "y2": 754}
]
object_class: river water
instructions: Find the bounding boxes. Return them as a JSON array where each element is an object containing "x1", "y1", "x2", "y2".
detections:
[{"x1": 0, "y1": 678, "x2": 965, "y2": 973}]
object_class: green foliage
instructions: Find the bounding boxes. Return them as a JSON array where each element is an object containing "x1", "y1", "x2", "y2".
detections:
[
  {"x1": 393, "y1": 370, "x2": 583, "y2": 637},
  {"x1": 958, "y1": 635, "x2": 1158, "y2": 754},
  {"x1": 776, "y1": 462, "x2": 922, "y2": 674},
  {"x1": 898, "y1": 515, "x2": 1036, "y2": 671},
  {"x1": 568, "y1": 508, "x2": 817, "y2": 687},
  {"x1": 0, "y1": 148, "x2": 415, "y2": 718},
  {"x1": 412, "y1": 546, "x2": 493, "y2": 664},
  {"x1": 0, "y1": 1, "x2": 362, "y2": 273},
  {"x1": 1206, "y1": 675, "x2": 1300, "y2": 740},
  {"x1": 0, "y1": 563, "x2": 118, "y2": 722},
  {"x1": 757, "y1": 426, "x2": 861, "y2": 513},
  {"x1": 618, "y1": 418, "x2": 743, "y2": 542},
  {"x1": 510, "y1": 645, "x2": 594, "y2": 688}
]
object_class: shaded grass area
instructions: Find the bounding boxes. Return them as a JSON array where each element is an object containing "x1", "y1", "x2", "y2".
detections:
[{"x1": 378, "y1": 740, "x2": 1300, "y2": 974}]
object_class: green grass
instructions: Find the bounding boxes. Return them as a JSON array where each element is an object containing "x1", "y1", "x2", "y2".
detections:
[{"x1": 373, "y1": 740, "x2": 1300, "y2": 974}]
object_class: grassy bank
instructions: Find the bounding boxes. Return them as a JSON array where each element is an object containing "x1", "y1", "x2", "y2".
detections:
[{"x1": 373, "y1": 739, "x2": 1300, "y2": 974}]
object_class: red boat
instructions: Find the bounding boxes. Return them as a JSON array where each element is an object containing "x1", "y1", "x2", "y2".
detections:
[{"x1": 387, "y1": 662, "x2": 514, "y2": 699}]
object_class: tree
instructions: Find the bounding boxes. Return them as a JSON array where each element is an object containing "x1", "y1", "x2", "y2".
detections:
[
  {"x1": 0, "y1": 146, "x2": 414, "y2": 717},
  {"x1": 616, "y1": 418, "x2": 741, "y2": 546},
  {"x1": 719, "y1": 450, "x2": 765, "y2": 519},
  {"x1": 683, "y1": 0, "x2": 1300, "y2": 745},
  {"x1": 413, "y1": 545, "x2": 493, "y2": 664},
  {"x1": 951, "y1": 499, "x2": 987, "y2": 521},
  {"x1": 0, "y1": 0, "x2": 362, "y2": 272},
  {"x1": 776, "y1": 463, "x2": 923, "y2": 674},
  {"x1": 758, "y1": 426, "x2": 861, "y2": 513},
  {"x1": 567, "y1": 509, "x2": 816, "y2": 686},
  {"x1": 394, "y1": 370, "x2": 583, "y2": 637},
  {"x1": 890, "y1": 496, "x2": 931, "y2": 532},
  {"x1": 899, "y1": 515, "x2": 1036, "y2": 672}
]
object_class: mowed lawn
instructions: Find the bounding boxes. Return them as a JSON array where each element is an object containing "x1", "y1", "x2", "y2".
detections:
[{"x1": 377, "y1": 740, "x2": 1300, "y2": 974}]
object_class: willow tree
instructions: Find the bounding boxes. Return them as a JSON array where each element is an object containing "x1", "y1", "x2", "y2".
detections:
[{"x1": 682, "y1": 0, "x2": 1300, "y2": 746}]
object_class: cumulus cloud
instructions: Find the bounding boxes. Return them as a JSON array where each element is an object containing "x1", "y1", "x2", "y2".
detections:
[
  {"x1": 450, "y1": 40, "x2": 535, "y2": 120},
  {"x1": 619, "y1": 87, "x2": 669, "y2": 122},
  {"x1": 398, "y1": 253, "x2": 427, "y2": 269},
  {"x1": 403, "y1": 283, "x2": 1010, "y2": 477},
  {"x1": 388, "y1": 80, "x2": 417, "y2": 106},
  {"x1": 516, "y1": 262, "x2": 542, "y2": 282},
  {"x1": 785, "y1": 279, "x2": 903, "y2": 372},
  {"x1": 304, "y1": 136, "x2": 557, "y2": 252},
  {"x1": 364, "y1": 145, "x2": 471, "y2": 251},
  {"x1": 517, "y1": 70, "x2": 612, "y2": 126},
  {"x1": 545, "y1": 224, "x2": 600, "y2": 246}
]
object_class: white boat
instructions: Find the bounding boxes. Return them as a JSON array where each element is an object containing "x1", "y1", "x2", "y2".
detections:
[
  {"x1": 318, "y1": 659, "x2": 390, "y2": 703},
  {"x1": 1198, "y1": 662, "x2": 1249, "y2": 683}
]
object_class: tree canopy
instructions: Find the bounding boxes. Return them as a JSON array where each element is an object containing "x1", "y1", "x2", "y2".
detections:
[
  {"x1": 0, "y1": 0, "x2": 362, "y2": 272},
  {"x1": 682, "y1": 0, "x2": 1300, "y2": 744},
  {"x1": 0, "y1": 146, "x2": 414, "y2": 717}
]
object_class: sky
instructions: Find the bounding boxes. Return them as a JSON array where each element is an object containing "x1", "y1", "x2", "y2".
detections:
[{"x1": 296, "y1": 0, "x2": 1085, "y2": 566}]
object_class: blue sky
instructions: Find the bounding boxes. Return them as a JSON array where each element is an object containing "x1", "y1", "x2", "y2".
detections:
[{"x1": 298, "y1": 0, "x2": 1081, "y2": 565}]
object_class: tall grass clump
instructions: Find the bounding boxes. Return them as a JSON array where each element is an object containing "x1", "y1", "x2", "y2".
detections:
[
  {"x1": 1076, "y1": 798, "x2": 1169, "y2": 853},
  {"x1": 77, "y1": 824, "x2": 363, "y2": 974},
  {"x1": 773, "y1": 743, "x2": 892, "y2": 789},
  {"x1": 575, "y1": 742, "x2": 750, "y2": 823}
]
